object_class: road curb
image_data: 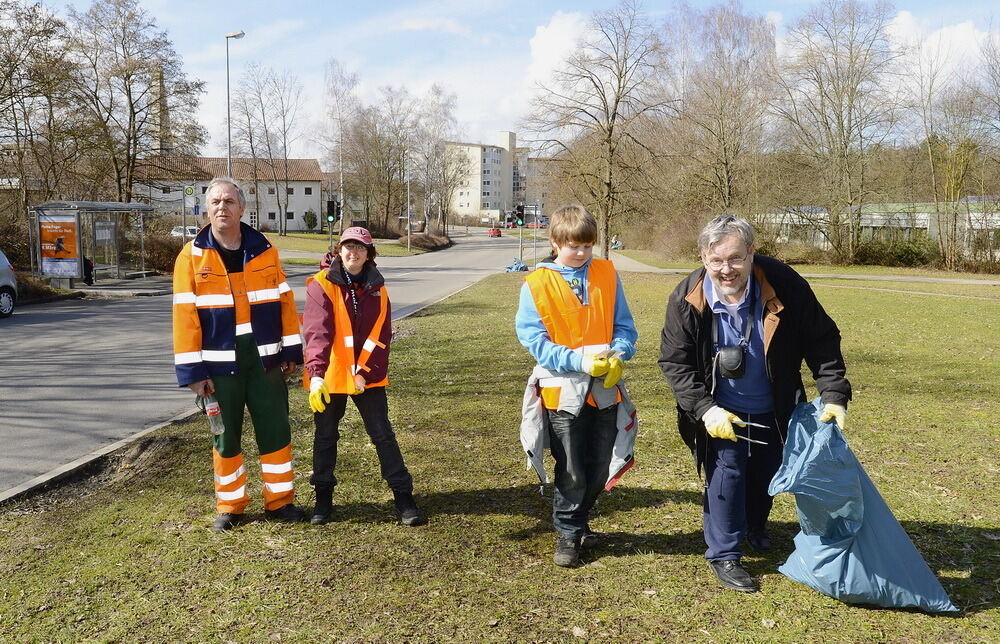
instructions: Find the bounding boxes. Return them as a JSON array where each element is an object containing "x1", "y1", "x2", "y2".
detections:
[
  {"x1": 19, "y1": 291, "x2": 86, "y2": 307},
  {"x1": 0, "y1": 406, "x2": 201, "y2": 506}
]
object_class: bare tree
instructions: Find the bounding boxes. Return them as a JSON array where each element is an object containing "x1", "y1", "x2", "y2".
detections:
[
  {"x1": 411, "y1": 84, "x2": 463, "y2": 234},
  {"x1": 322, "y1": 58, "x2": 359, "y2": 233},
  {"x1": 770, "y1": 0, "x2": 901, "y2": 262},
  {"x1": 67, "y1": 0, "x2": 204, "y2": 202},
  {"x1": 233, "y1": 63, "x2": 302, "y2": 235},
  {"x1": 524, "y1": 0, "x2": 670, "y2": 257},
  {"x1": 666, "y1": 2, "x2": 775, "y2": 213}
]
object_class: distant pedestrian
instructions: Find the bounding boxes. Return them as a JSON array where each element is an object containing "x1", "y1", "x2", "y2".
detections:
[
  {"x1": 515, "y1": 204, "x2": 639, "y2": 567},
  {"x1": 302, "y1": 226, "x2": 425, "y2": 526},
  {"x1": 658, "y1": 214, "x2": 851, "y2": 592},
  {"x1": 172, "y1": 177, "x2": 308, "y2": 532}
]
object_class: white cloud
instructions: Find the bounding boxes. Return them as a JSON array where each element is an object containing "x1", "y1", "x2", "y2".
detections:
[
  {"x1": 889, "y1": 10, "x2": 988, "y2": 80},
  {"x1": 525, "y1": 11, "x2": 588, "y2": 91}
]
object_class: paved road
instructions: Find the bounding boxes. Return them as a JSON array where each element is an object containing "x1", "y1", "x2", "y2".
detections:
[{"x1": 0, "y1": 230, "x2": 522, "y2": 499}]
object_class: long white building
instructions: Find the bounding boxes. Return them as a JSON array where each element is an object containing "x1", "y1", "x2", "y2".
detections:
[{"x1": 136, "y1": 156, "x2": 324, "y2": 232}]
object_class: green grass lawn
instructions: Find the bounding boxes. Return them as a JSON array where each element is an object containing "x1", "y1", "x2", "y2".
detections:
[
  {"x1": 1, "y1": 272, "x2": 997, "y2": 641},
  {"x1": 621, "y1": 248, "x2": 1000, "y2": 281}
]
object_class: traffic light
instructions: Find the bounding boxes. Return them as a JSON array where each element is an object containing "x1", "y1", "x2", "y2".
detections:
[
  {"x1": 515, "y1": 204, "x2": 525, "y2": 226},
  {"x1": 326, "y1": 200, "x2": 341, "y2": 223}
]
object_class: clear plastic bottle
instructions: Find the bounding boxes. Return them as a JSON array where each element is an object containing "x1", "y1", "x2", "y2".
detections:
[{"x1": 202, "y1": 393, "x2": 225, "y2": 435}]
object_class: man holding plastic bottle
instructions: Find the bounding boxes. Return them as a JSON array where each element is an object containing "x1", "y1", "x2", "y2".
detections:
[
  {"x1": 658, "y1": 214, "x2": 851, "y2": 593},
  {"x1": 172, "y1": 177, "x2": 307, "y2": 532}
]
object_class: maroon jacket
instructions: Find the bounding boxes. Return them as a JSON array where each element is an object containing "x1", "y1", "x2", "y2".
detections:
[{"x1": 302, "y1": 252, "x2": 392, "y2": 384}]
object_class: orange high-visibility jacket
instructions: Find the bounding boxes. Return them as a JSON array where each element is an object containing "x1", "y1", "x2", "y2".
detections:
[
  {"x1": 524, "y1": 258, "x2": 617, "y2": 409},
  {"x1": 172, "y1": 224, "x2": 302, "y2": 386},
  {"x1": 307, "y1": 268, "x2": 390, "y2": 393}
]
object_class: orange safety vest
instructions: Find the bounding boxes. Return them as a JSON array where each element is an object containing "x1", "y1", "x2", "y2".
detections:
[
  {"x1": 308, "y1": 270, "x2": 390, "y2": 393},
  {"x1": 524, "y1": 258, "x2": 618, "y2": 409}
]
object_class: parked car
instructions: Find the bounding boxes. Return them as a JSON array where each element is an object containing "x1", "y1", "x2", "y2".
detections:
[
  {"x1": 171, "y1": 225, "x2": 200, "y2": 238},
  {"x1": 488, "y1": 227, "x2": 502, "y2": 238},
  {"x1": 0, "y1": 248, "x2": 17, "y2": 318}
]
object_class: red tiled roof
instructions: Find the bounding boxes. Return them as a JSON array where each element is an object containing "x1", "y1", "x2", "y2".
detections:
[{"x1": 137, "y1": 156, "x2": 323, "y2": 182}]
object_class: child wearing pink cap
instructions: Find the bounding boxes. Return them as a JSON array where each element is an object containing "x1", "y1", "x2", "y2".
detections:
[{"x1": 301, "y1": 227, "x2": 425, "y2": 526}]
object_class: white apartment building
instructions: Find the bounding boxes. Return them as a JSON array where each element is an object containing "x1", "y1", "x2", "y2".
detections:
[
  {"x1": 447, "y1": 131, "x2": 524, "y2": 221},
  {"x1": 136, "y1": 156, "x2": 324, "y2": 232}
]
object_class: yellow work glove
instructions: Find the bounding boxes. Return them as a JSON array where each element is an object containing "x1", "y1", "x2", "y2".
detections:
[
  {"x1": 309, "y1": 377, "x2": 330, "y2": 414},
  {"x1": 352, "y1": 374, "x2": 366, "y2": 396},
  {"x1": 581, "y1": 355, "x2": 610, "y2": 377},
  {"x1": 603, "y1": 357, "x2": 624, "y2": 389},
  {"x1": 702, "y1": 405, "x2": 744, "y2": 442},
  {"x1": 818, "y1": 403, "x2": 847, "y2": 430}
]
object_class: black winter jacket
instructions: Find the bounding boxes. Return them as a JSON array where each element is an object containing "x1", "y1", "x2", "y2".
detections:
[{"x1": 658, "y1": 254, "x2": 851, "y2": 464}]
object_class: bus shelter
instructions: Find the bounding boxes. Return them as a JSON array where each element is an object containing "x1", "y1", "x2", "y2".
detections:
[{"x1": 27, "y1": 201, "x2": 155, "y2": 287}]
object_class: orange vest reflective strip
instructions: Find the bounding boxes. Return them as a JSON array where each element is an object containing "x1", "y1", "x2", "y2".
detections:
[
  {"x1": 212, "y1": 449, "x2": 249, "y2": 514},
  {"x1": 525, "y1": 259, "x2": 617, "y2": 409},
  {"x1": 259, "y1": 445, "x2": 295, "y2": 511},
  {"x1": 311, "y1": 270, "x2": 390, "y2": 393}
]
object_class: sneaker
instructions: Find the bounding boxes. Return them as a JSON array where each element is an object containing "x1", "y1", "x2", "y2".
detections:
[
  {"x1": 553, "y1": 536, "x2": 580, "y2": 567},
  {"x1": 746, "y1": 529, "x2": 773, "y2": 553},
  {"x1": 212, "y1": 513, "x2": 244, "y2": 533},
  {"x1": 709, "y1": 559, "x2": 758, "y2": 592},
  {"x1": 393, "y1": 491, "x2": 427, "y2": 526},
  {"x1": 264, "y1": 503, "x2": 308, "y2": 523}
]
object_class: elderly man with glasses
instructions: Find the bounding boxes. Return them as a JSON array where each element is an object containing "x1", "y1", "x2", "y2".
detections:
[{"x1": 658, "y1": 215, "x2": 851, "y2": 593}]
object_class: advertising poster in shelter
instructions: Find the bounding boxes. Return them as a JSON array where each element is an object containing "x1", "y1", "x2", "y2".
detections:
[{"x1": 39, "y1": 213, "x2": 80, "y2": 277}]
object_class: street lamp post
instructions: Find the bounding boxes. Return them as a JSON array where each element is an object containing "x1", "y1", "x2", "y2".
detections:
[{"x1": 225, "y1": 30, "x2": 245, "y2": 177}]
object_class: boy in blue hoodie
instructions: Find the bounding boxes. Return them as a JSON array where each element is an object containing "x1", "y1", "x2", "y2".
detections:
[{"x1": 515, "y1": 204, "x2": 638, "y2": 567}]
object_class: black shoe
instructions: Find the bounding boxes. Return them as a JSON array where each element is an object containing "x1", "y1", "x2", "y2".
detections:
[
  {"x1": 212, "y1": 513, "x2": 244, "y2": 533},
  {"x1": 746, "y1": 530, "x2": 773, "y2": 553},
  {"x1": 709, "y1": 560, "x2": 758, "y2": 592},
  {"x1": 265, "y1": 503, "x2": 308, "y2": 523},
  {"x1": 580, "y1": 530, "x2": 599, "y2": 551},
  {"x1": 393, "y1": 491, "x2": 427, "y2": 526},
  {"x1": 553, "y1": 536, "x2": 580, "y2": 567},
  {"x1": 311, "y1": 489, "x2": 334, "y2": 525}
]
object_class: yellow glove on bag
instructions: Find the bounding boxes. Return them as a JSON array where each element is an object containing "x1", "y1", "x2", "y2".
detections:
[
  {"x1": 581, "y1": 355, "x2": 609, "y2": 377},
  {"x1": 603, "y1": 357, "x2": 624, "y2": 389},
  {"x1": 818, "y1": 403, "x2": 847, "y2": 430},
  {"x1": 309, "y1": 377, "x2": 331, "y2": 414},
  {"x1": 702, "y1": 405, "x2": 742, "y2": 442}
]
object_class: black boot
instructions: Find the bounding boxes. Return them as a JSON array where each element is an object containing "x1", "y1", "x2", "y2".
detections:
[
  {"x1": 393, "y1": 491, "x2": 426, "y2": 526},
  {"x1": 311, "y1": 488, "x2": 334, "y2": 525}
]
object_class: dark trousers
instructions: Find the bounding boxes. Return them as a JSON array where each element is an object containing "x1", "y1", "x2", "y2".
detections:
[
  {"x1": 310, "y1": 386, "x2": 413, "y2": 494},
  {"x1": 213, "y1": 334, "x2": 291, "y2": 458},
  {"x1": 547, "y1": 404, "x2": 618, "y2": 539},
  {"x1": 703, "y1": 410, "x2": 782, "y2": 561}
]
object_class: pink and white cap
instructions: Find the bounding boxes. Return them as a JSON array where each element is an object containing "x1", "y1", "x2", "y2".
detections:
[{"x1": 341, "y1": 226, "x2": 373, "y2": 246}]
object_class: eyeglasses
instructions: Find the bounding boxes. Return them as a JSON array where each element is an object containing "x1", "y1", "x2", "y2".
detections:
[
  {"x1": 704, "y1": 255, "x2": 748, "y2": 271},
  {"x1": 342, "y1": 242, "x2": 368, "y2": 252}
]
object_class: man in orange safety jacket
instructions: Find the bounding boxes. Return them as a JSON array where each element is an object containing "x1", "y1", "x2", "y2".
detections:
[{"x1": 172, "y1": 177, "x2": 307, "y2": 532}]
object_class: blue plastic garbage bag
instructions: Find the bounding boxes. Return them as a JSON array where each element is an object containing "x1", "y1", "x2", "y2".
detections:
[
  {"x1": 505, "y1": 257, "x2": 527, "y2": 272},
  {"x1": 768, "y1": 398, "x2": 958, "y2": 613}
]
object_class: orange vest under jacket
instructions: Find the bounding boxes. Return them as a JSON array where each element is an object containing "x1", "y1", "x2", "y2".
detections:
[
  {"x1": 308, "y1": 269, "x2": 390, "y2": 393},
  {"x1": 524, "y1": 258, "x2": 617, "y2": 409}
]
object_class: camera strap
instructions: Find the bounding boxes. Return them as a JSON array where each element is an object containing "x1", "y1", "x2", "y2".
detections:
[{"x1": 712, "y1": 280, "x2": 755, "y2": 349}]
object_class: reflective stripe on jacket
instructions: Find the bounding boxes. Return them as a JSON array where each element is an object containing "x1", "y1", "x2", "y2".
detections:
[
  {"x1": 172, "y1": 223, "x2": 303, "y2": 386},
  {"x1": 524, "y1": 258, "x2": 617, "y2": 409},
  {"x1": 308, "y1": 268, "x2": 390, "y2": 393}
]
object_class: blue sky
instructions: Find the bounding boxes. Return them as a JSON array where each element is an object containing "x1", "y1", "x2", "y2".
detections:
[{"x1": 56, "y1": 1, "x2": 1000, "y2": 163}]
